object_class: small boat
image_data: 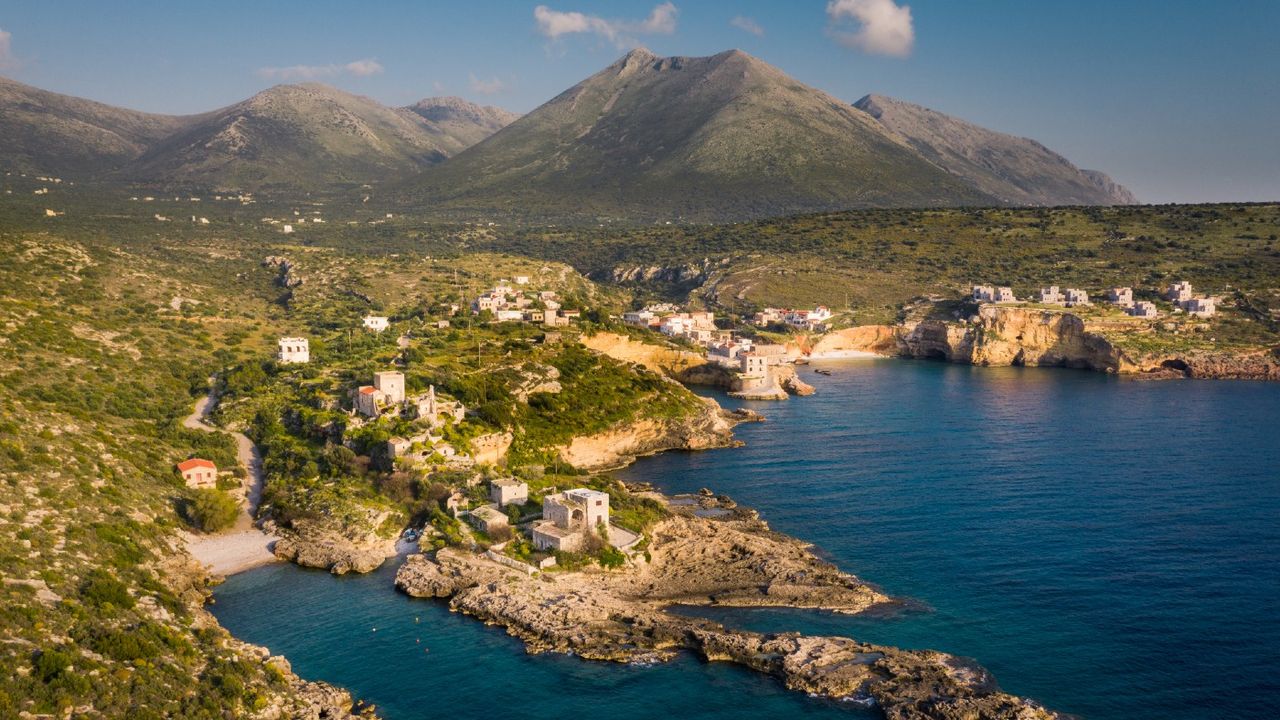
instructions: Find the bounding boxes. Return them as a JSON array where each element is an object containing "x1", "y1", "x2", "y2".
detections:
[
  {"x1": 402, "y1": 528, "x2": 421, "y2": 542},
  {"x1": 814, "y1": 368, "x2": 833, "y2": 376}
]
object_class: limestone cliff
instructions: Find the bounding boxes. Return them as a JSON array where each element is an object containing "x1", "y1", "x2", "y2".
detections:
[
  {"x1": 557, "y1": 397, "x2": 742, "y2": 470},
  {"x1": 819, "y1": 307, "x2": 1280, "y2": 380}
]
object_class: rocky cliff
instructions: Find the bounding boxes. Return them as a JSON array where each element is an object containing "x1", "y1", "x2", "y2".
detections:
[
  {"x1": 395, "y1": 490, "x2": 1063, "y2": 719},
  {"x1": 818, "y1": 307, "x2": 1280, "y2": 380},
  {"x1": 556, "y1": 397, "x2": 743, "y2": 470}
]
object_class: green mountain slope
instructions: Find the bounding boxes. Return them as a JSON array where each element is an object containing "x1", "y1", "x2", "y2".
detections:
[
  {"x1": 121, "y1": 84, "x2": 461, "y2": 190},
  {"x1": 403, "y1": 96, "x2": 520, "y2": 155},
  {"x1": 0, "y1": 76, "x2": 188, "y2": 177},
  {"x1": 853, "y1": 93, "x2": 1137, "y2": 205},
  {"x1": 403, "y1": 49, "x2": 996, "y2": 221}
]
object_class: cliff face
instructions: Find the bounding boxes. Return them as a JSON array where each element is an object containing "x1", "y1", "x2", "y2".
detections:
[
  {"x1": 838, "y1": 307, "x2": 1280, "y2": 380},
  {"x1": 557, "y1": 397, "x2": 741, "y2": 470},
  {"x1": 901, "y1": 306, "x2": 1125, "y2": 371}
]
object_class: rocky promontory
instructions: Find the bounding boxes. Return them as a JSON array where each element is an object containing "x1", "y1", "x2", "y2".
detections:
[
  {"x1": 269, "y1": 517, "x2": 396, "y2": 575},
  {"x1": 556, "y1": 396, "x2": 744, "y2": 470},
  {"x1": 395, "y1": 490, "x2": 1063, "y2": 719}
]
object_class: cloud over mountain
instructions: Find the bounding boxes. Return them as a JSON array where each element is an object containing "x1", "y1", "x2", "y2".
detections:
[
  {"x1": 534, "y1": 3, "x2": 678, "y2": 48},
  {"x1": 255, "y1": 58, "x2": 385, "y2": 81},
  {"x1": 826, "y1": 0, "x2": 914, "y2": 57}
]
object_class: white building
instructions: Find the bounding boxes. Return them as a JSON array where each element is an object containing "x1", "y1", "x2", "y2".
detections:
[
  {"x1": 1185, "y1": 297, "x2": 1216, "y2": 317},
  {"x1": 991, "y1": 287, "x2": 1016, "y2": 303},
  {"x1": 362, "y1": 316, "x2": 389, "y2": 333},
  {"x1": 1127, "y1": 301, "x2": 1158, "y2": 319},
  {"x1": 783, "y1": 307, "x2": 832, "y2": 329},
  {"x1": 489, "y1": 478, "x2": 529, "y2": 508},
  {"x1": 1038, "y1": 286, "x2": 1065, "y2": 305},
  {"x1": 1107, "y1": 288, "x2": 1134, "y2": 307},
  {"x1": 278, "y1": 337, "x2": 310, "y2": 364},
  {"x1": 514, "y1": 276, "x2": 530, "y2": 285},
  {"x1": 282, "y1": 224, "x2": 294, "y2": 234},
  {"x1": 1166, "y1": 281, "x2": 1194, "y2": 303},
  {"x1": 373, "y1": 371, "x2": 405, "y2": 405},
  {"x1": 531, "y1": 488, "x2": 610, "y2": 552},
  {"x1": 972, "y1": 285, "x2": 995, "y2": 302},
  {"x1": 1064, "y1": 288, "x2": 1090, "y2": 307}
]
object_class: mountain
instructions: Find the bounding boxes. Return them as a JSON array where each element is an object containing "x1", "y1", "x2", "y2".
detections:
[
  {"x1": 403, "y1": 49, "x2": 996, "y2": 221},
  {"x1": 403, "y1": 97, "x2": 520, "y2": 154},
  {"x1": 853, "y1": 94, "x2": 1136, "y2": 205},
  {"x1": 123, "y1": 84, "x2": 467, "y2": 190},
  {"x1": 0, "y1": 78, "x2": 516, "y2": 189},
  {"x1": 0, "y1": 76, "x2": 188, "y2": 177}
]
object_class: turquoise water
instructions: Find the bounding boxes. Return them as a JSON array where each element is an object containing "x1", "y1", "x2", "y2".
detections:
[{"x1": 213, "y1": 359, "x2": 1280, "y2": 719}]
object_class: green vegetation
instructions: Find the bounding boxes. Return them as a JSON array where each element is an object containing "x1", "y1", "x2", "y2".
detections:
[{"x1": 185, "y1": 488, "x2": 240, "y2": 532}]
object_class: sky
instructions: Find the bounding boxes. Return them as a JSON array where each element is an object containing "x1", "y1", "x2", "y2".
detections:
[{"x1": 1, "y1": 0, "x2": 1277, "y2": 204}]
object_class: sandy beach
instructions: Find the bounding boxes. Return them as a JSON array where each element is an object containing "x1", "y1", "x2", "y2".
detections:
[{"x1": 806, "y1": 349, "x2": 884, "y2": 359}]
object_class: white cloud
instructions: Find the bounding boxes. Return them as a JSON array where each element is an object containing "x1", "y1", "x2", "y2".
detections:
[
  {"x1": 255, "y1": 58, "x2": 384, "y2": 81},
  {"x1": 0, "y1": 27, "x2": 15, "y2": 71},
  {"x1": 729, "y1": 16, "x2": 764, "y2": 37},
  {"x1": 534, "y1": 3, "x2": 678, "y2": 48},
  {"x1": 826, "y1": 0, "x2": 914, "y2": 57},
  {"x1": 468, "y1": 74, "x2": 508, "y2": 95}
]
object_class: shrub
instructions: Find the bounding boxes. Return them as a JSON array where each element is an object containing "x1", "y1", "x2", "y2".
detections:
[
  {"x1": 80, "y1": 570, "x2": 134, "y2": 610},
  {"x1": 186, "y1": 489, "x2": 239, "y2": 532}
]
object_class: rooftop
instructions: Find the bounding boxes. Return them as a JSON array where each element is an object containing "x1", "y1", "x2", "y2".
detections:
[{"x1": 177, "y1": 458, "x2": 215, "y2": 471}]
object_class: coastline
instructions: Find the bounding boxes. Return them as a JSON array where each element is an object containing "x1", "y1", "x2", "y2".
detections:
[{"x1": 181, "y1": 385, "x2": 283, "y2": 578}]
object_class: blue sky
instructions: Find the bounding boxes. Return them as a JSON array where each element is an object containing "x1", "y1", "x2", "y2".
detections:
[{"x1": 2, "y1": 0, "x2": 1277, "y2": 203}]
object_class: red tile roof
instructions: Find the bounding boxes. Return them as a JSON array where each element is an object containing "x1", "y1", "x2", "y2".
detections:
[
  {"x1": 358, "y1": 386, "x2": 377, "y2": 395},
  {"x1": 177, "y1": 458, "x2": 216, "y2": 472}
]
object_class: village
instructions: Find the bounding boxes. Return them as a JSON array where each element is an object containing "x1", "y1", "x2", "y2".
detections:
[{"x1": 969, "y1": 279, "x2": 1218, "y2": 318}]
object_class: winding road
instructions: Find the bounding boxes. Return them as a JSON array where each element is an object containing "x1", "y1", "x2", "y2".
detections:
[{"x1": 182, "y1": 383, "x2": 280, "y2": 575}]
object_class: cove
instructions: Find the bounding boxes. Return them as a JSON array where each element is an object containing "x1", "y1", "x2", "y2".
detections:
[{"x1": 213, "y1": 359, "x2": 1280, "y2": 719}]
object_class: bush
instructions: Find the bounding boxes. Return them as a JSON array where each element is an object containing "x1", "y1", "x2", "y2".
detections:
[
  {"x1": 80, "y1": 570, "x2": 134, "y2": 610},
  {"x1": 186, "y1": 489, "x2": 240, "y2": 532}
]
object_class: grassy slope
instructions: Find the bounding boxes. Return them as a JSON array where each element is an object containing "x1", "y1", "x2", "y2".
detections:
[{"x1": 405, "y1": 49, "x2": 992, "y2": 222}]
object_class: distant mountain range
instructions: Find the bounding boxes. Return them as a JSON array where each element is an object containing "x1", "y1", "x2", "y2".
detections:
[
  {"x1": 0, "y1": 77, "x2": 517, "y2": 190},
  {"x1": 0, "y1": 49, "x2": 1136, "y2": 217}
]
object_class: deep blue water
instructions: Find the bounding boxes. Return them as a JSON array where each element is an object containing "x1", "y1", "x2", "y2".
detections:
[{"x1": 213, "y1": 359, "x2": 1280, "y2": 719}]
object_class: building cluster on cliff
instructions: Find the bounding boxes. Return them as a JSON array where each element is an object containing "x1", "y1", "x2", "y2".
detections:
[
  {"x1": 472, "y1": 279, "x2": 576, "y2": 327},
  {"x1": 970, "y1": 280, "x2": 1216, "y2": 318}
]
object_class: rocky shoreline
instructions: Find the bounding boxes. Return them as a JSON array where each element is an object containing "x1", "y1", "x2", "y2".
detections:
[
  {"x1": 394, "y1": 490, "x2": 1064, "y2": 719},
  {"x1": 815, "y1": 306, "x2": 1280, "y2": 381}
]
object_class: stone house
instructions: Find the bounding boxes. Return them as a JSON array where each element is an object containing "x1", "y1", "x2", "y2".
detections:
[
  {"x1": 177, "y1": 458, "x2": 217, "y2": 489},
  {"x1": 1127, "y1": 301, "x2": 1158, "y2": 318},
  {"x1": 1166, "y1": 281, "x2": 1194, "y2": 303},
  {"x1": 1185, "y1": 297, "x2": 1216, "y2": 317},
  {"x1": 1038, "y1": 286, "x2": 1065, "y2": 305},
  {"x1": 354, "y1": 386, "x2": 382, "y2": 417},
  {"x1": 362, "y1": 315, "x2": 389, "y2": 332},
  {"x1": 1064, "y1": 288, "x2": 1090, "y2": 306},
  {"x1": 972, "y1": 285, "x2": 995, "y2": 302},
  {"x1": 278, "y1": 337, "x2": 310, "y2": 364},
  {"x1": 374, "y1": 371, "x2": 405, "y2": 405},
  {"x1": 532, "y1": 489, "x2": 610, "y2": 552},
  {"x1": 991, "y1": 287, "x2": 1016, "y2": 303},
  {"x1": 468, "y1": 505, "x2": 509, "y2": 535},
  {"x1": 489, "y1": 478, "x2": 529, "y2": 508},
  {"x1": 1107, "y1": 288, "x2": 1134, "y2": 307},
  {"x1": 740, "y1": 353, "x2": 769, "y2": 379}
]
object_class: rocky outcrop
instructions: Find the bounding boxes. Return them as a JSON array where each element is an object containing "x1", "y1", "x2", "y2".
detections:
[
  {"x1": 470, "y1": 431, "x2": 513, "y2": 466},
  {"x1": 395, "y1": 490, "x2": 1063, "y2": 719},
  {"x1": 270, "y1": 519, "x2": 395, "y2": 575},
  {"x1": 581, "y1": 332, "x2": 704, "y2": 376},
  {"x1": 810, "y1": 325, "x2": 900, "y2": 356},
  {"x1": 557, "y1": 397, "x2": 740, "y2": 470},
  {"x1": 774, "y1": 365, "x2": 815, "y2": 396},
  {"x1": 900, "y1": 307, "x2": 1124, "y2": 371}
]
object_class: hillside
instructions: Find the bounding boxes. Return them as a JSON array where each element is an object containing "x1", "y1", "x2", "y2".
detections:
[
  {"x1": 403, "y1": 96, "x2": 520, "y2": 154},
  {"x1": 853, "y1": 94, "x2": 1137, "y2": 206},
  {"x1": 0, "y1": 76, "x2": 189, "y2": 177},
  {"x1": 122, "y1": 84, "x2": 462, "y2": 190},
  {"x1": 403, "y1": 48, "x2": 996, "y2": 221}
]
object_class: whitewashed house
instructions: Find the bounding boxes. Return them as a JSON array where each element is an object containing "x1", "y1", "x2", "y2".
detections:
[
  {"x1": 362, "y1": 315, "x2": 389, "y2": 332},
  {"x1": 1107, "y1": 288, "x2": 1134, "y2": 307},
  {"x1": 1127, "y1": 301, "x2": 1159, "y2": 318},
  {"x1": 1064, "y1": 288, "x2": 1090, "y2": 307},
  {"x1": 1038, "y1": 286, "x2": 1065, "y2": 305},
  {"x1": 278, "y1": 337, "x2": 310, "y2": 364}
]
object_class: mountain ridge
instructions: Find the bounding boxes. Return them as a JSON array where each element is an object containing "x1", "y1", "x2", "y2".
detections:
[{"x1": 853, "y1": 93, "x2": 1136, "y2": 205}]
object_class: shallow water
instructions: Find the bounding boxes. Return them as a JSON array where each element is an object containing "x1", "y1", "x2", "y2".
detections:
[{"x1": 214, "y1": 359, "x2": 1280, "y2": 719}]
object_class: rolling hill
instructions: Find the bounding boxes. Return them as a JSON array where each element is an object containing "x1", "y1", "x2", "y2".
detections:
[
  {"x1": 0, "y1": 76, "x2": 189, "y2": 177},
  {"x1": 0, "y1": 79, "x2": 516, "y2": 190},
  {"x1": 853, "y1": 94, "x2": 1137, "y2": 206},
  {"x1": 121, "y1": 84, "x2": 513, "y2": 190},
  {"x1": 402, "y1": 48, "x2": 997, "y2": 221}
]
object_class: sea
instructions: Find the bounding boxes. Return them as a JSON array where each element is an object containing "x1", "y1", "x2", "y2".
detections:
[{"x1": 212, "y1": 358, "x2": 1280, "y2": 719}]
